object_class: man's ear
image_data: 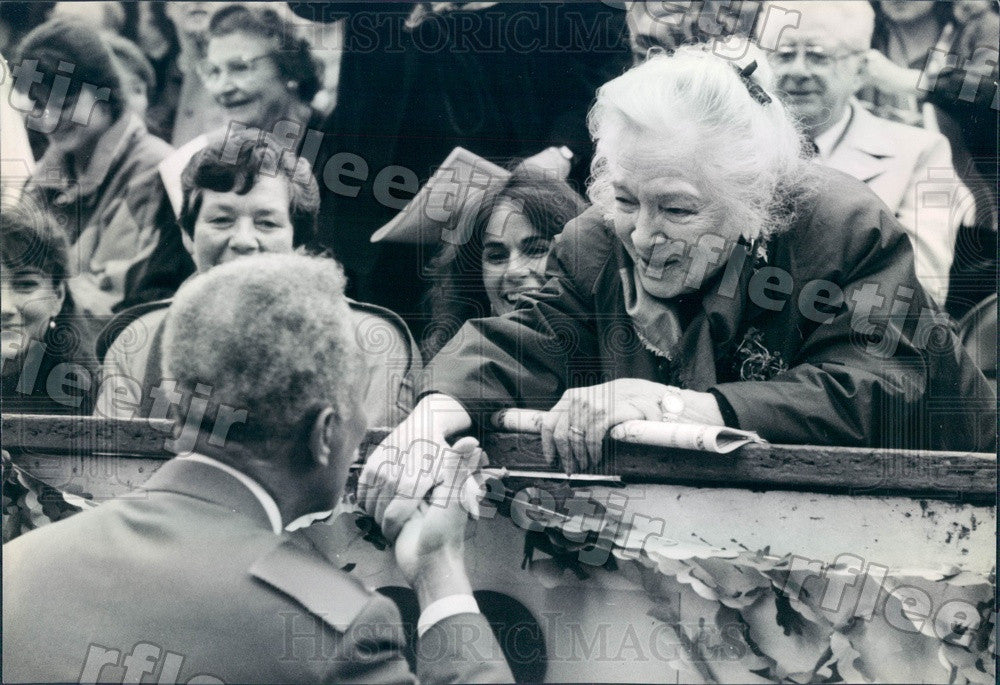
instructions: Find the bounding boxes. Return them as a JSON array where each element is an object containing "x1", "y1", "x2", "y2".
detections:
[{"x1": 309, "y1": 406, "x2": 338, "y2": 467}]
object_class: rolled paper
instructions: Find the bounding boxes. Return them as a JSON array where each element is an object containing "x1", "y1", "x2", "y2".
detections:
[
  {"x1": 610, "y1": 420, "x2": 765, "y2": 453},
  {"x1": 493, "y1": 409, "x2": 764, "y2": 453}
]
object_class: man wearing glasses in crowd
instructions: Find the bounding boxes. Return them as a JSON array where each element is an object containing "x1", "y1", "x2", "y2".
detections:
[{"x1": 762, "y1": 1, "x2": 965, "y2": 308}]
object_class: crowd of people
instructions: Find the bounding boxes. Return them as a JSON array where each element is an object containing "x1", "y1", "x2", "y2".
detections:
[{"x1": 1, "y1": 2, "x2": 997, "y2": 682}]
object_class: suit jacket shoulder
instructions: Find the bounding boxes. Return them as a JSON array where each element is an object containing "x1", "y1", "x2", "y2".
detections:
[{"x1": 250, "y1": 538, "x2": 375, "y2": 633}]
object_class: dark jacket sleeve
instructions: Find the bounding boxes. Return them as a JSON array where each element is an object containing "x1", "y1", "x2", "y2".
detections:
[
  {"x1": 422, "y1": 210, "x2": 612, "y2": 425},
  {"x1": 926, "y1": 12, "x2": 998, "y2": 112},
  {"x1": 329, "y1": 595, "x2": 513, "y2": 684},
  {"x1": 118, "y1": 178, "x2": 195, "y2": 311},
  {"x1": 712, "y1": 191, "x2": 996, "y2": 451}
]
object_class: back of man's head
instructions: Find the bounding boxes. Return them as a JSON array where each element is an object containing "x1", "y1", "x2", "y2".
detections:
[{"x1": 162, "y1": 254, "x2": 365, "y2": 445}]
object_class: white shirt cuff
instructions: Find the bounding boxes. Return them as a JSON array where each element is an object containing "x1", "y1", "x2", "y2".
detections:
[{"x1": 417, "y1": 594, "x2": 481, "y2": 637}]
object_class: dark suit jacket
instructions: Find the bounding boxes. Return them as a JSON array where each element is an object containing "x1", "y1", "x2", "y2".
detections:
[
  {"x1": 423, "y1": 166, "x2": 996, "y2": 452},
  {"x1": 2, "y1": 458, "x2": 513, "y2": 684}
]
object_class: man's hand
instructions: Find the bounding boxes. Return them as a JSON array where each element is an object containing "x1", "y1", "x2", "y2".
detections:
[{"x1": 392, "y1": 437, "x2": 485, "y2": 604}]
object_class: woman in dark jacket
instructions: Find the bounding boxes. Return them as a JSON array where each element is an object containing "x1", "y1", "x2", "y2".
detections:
[
  {"x1": 358, "y1": 49, "x2": 996, "y2": 540},
  {"x1": 119, "y1": 3, "x2": 328, "y2": 311},
  {"x1": 1, "y1": 203, "x2": 100, "y2": 544}
]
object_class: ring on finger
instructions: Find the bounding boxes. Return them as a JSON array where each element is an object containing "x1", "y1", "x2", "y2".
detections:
[{"x1": 568, "y1": 425, "x2": 585, "y2": 437}]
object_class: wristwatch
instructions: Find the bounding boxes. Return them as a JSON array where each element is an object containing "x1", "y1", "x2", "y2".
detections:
[{"x1": 660, "y1": 388, "x2": 685, "y2": 422}]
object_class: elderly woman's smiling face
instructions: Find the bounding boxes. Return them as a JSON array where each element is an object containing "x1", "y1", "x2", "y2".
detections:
[{"x1": 608, "y1": 126, "x2": 743, "y2": 299}]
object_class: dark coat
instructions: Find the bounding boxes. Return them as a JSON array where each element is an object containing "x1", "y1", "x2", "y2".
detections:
[
  {"x1": 1, "y1": 303, "x2": 97, "y2": 416},
  {"x1": 423, "y1": 167, "x2": 996, "y2": 451},
  {"x1": 2, "y1": 457, "x2": 513, "y2": 684}
]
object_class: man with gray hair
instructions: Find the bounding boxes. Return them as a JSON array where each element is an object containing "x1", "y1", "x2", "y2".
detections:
[
  {"x1": 762, "y1": 0, "x2": 965, "y2": 307},
  {"x1": 3, "y1": 254, "x2": 512, "y2": 684}
]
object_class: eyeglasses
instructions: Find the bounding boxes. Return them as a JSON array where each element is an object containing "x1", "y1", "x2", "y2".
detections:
[
  {"x1": 768, "y1": 45, "x2": 862, "y2": 68},
  {"x1": 196, "y1": 54, "x2": 271, "y2": 84}
]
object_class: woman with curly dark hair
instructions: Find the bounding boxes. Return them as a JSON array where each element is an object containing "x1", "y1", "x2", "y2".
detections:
[
  {"x1": 121, "y1": 4, "x2": 326, "y2": 313},
  {"x1": 421, "y1": 166, "x2": 588, "y2": 359}
]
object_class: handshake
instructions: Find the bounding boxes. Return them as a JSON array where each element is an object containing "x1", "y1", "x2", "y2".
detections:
[{"x1": 357, "y1": 393, "x2": 485, "y2": 611}]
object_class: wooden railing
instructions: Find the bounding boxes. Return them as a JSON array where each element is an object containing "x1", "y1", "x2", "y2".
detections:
[{"x1": 3, "y1": 413, "x2": 995, "y2": 503}]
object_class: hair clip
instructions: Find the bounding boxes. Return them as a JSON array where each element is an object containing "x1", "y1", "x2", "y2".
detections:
[{"x1": 733, "y1": 60, "x2": 772, "y2": 106}]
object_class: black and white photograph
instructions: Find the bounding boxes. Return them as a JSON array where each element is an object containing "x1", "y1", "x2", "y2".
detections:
[{"x1": 0, "y1": 1, "x2": 996, "y2": 682}]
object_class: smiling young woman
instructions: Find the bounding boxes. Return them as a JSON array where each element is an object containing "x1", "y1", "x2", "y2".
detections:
[
  {"x1": 421, "y1": 166, "x2": 588, "y2": 360},
  {"x1": 0, "y1": 203, "x2": 97, "y2": 415}
]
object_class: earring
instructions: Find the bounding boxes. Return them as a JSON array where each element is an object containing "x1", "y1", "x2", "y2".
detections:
[
  {"x1": 286, "y1": 80, "x2": 298, "y2": 90},
  {"x1": 48, "y1": 320, "x2": 57, "y2": 331}
]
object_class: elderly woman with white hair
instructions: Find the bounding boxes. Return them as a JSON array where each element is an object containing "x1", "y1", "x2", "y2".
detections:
[{"x1": 359, "y1": 49, "x2": 995, "y2": 540}]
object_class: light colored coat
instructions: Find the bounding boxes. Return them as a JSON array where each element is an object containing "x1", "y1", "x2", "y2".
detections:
[
  {"x1": 820, "y1": 102, "x2": 966, "y2": 306},
  {"x1": 24, "y1": 114, "x2": 173, "y2": 317}
]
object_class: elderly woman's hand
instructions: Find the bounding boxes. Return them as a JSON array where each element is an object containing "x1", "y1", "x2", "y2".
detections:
[{"x1": 540, "y1": 379, "x2": 726, "y2": 473}]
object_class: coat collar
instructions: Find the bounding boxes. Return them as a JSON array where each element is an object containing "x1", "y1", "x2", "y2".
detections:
[
  {"x1": 32, "y1": 113, "x2": 146, "y2": 197},
  {"x1": 141, "y1": 456, "x2": 277, "y2": 533},
  {"x1": 825, "y1": 101, "x2": 896, "y2": 183},
  {"x1": 604, "y1": 231, "x2": 763, "y2": 391}
]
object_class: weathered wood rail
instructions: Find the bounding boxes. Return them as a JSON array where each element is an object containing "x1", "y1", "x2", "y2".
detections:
[{"x1": 4, "y1": 414, "x2": 995, "y2": 502}]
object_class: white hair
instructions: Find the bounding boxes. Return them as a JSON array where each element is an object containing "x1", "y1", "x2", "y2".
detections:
[
  {"x1": 587, "y1": 45, "x2": 811, "y2": 242},
  {"x1": 760, "y1": 1, "x2": 876, "y2": 51},
  {"x1": 162, "y1": 254, "x2": 365, "y2": 441}
]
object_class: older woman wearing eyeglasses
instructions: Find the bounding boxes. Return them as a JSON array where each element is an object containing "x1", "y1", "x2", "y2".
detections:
[
  {"x1": 199, "y1": 4, "x2": 323, "y2": 134},
  {"x1": 358, "y1": 48, "x2": 995, "y2": 541}
]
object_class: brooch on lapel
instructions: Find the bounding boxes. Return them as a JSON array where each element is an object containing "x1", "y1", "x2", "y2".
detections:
[{"x1": 733, "y1": 327, "x2": 787, "y2": 382}]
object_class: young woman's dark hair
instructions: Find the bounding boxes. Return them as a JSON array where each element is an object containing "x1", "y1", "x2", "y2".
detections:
[
  {"x1": 208, "y1": 4, "x2": 320, "y2": 104},
  {"x1": 421, "y1": 165, "x2": 588, "y2": 359},
  {"x1": 0, "y1": 202, "x2": 69, "y2": 287}
]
